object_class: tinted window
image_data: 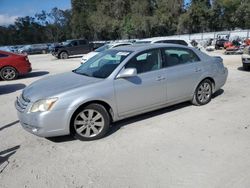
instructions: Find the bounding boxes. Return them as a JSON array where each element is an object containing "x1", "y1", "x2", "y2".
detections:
[
  {"x1": 0, "y1": 53, "x2": 8, "y2": 58},
  {"x1": 125, "y1": 49, "x2": 161, "y2": 74},
  {"x1": 72, "y1": 41, "x2": 78, "y2": 46},
  {"x1": 162, "y1": 48, "x2": 200, "y2": 67},
  {"x1": 79, "y1": 40, "x2": 87, "y2": 45}
]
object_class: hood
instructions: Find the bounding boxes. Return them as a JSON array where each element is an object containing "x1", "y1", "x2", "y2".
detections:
[{"x1": 22, "y1": 72, "x2": 103, "y2": 102}]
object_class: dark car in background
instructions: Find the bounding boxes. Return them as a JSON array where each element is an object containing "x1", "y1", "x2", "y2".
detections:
[
  {"x1": 52, "y1": 39, "x2": 94, "y2": 59},
  {"x1": 19, "y1": 44, "x2": 49, "y2": 54},
  {"x1": 242, "y1": 46, "x2": 250, "y2": 70},
  {"x1": 0, "y1": 50, "x2": 31, "y2": 80},
  {"x1": 215, "y1": 39, "x2": 229, "y2": 50}
]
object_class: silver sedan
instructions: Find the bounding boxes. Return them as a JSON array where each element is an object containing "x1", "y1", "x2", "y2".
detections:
[{"x1": 15, "y1": 44, "x2": 228, "y2": 141}]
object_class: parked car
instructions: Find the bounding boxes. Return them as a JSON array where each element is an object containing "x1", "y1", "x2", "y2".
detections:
[
  {"x1": 52, "y1": 39, "x2": 93, "y2": 59},
  {"x1": 136, "y1": 37, "x2": 193, "y2": 46},
  {"x1": 81, "y1": 42, "x2": 132, "y2": 64},
  {"x1": 0, "y1": 50, "x2": 31, "y2": 80},
  {"x1": 215, "y1": 39, "x2": 228, "y2": 50},
  {"x1": 18, "y1": 44, "x2": 49, "y2": 54},
  {"x1": 135, "y1": 37, "x2": 204, "y2": 51},
  {"x1": 15, "y1": 44, "x2": 228, "y2": 141},
  {"x1": 92, "y1": 41, "x2": 107, "y2": 50},
  {"x1": 242, "y1": 46, "x2": 250, "y2": 70},
  {"x1": 0, "y1": 46, "x2": 13, "y2": 52}
]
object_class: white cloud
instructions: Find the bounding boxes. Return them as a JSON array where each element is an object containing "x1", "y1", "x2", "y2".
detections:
[{"x1": 0, "y1": 14, "x2": 18, "y2": 26}]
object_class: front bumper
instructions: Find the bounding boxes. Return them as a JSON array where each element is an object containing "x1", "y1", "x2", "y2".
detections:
[{"x1": 15, "y1": 98, "x2": 70, "y2": 137}]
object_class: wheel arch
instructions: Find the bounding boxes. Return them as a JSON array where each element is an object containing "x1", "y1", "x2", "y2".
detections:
[
  {"x1": 194, "y1": 76, "x2": 215, "y2": 94},
  {"x1": 201, "y1": 77, "x2": 215, "y2": 93},
  {"x1": 69, "y1": 100, "x2": 114, "y2": 133}
]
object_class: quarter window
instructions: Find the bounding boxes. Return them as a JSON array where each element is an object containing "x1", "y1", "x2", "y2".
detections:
[
  {"x1": 125, "y1": 49, "x2": 161, "y2": 74},
  {"x1": 162, "y1": 48, "x2": 200, "y2": 67},
  {"x1": 79, "y1": 40, "x2": 87, "y2": 45}
]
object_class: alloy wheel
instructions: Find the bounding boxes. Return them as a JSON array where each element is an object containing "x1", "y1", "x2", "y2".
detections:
[
  {"x1": 2, "y1": 68, "x2": 16, "y2": 80},
  {"x1": 73, "y1": 109, "x2": 105, "y2": 138},
  {"x1": 197, "y1": 82, "x2": 212, "y2": 103}
]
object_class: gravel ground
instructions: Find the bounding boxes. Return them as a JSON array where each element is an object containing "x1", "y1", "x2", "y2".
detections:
[{"x1": 0, "y1": 52, "x2": 250, "y2": 188}]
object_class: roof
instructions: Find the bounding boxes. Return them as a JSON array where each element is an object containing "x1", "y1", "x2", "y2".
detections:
[
  {"x1": 137, "y1": 37, "x2": 190, "y2": 43},
  {"x1": 114, "y1": 43, "x2": 192, "y2": 52}
]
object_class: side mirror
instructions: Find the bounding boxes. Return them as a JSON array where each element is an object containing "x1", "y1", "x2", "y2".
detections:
[{"x1": 117, "y1": 68, "x2": 137, "y2": 79}]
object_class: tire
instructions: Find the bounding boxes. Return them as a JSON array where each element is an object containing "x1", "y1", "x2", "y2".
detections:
[
  {"x1": 71, "y1": 103, "x2": 111, "y2": 141},
  {"x1": 192, "y1": 79, "x2": 213, "y2": 106},
  {"x1": 243, "y1": 64, "x2": 250, "y2": 71},
  {"x1": 0, "y1": 66, "x2": 18, "y2": 81},
  {"x1": 60, "y1": 51, "x2": 68, "y2": 59}
]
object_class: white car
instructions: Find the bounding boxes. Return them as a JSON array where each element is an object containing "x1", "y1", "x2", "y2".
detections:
[
  {"x1": 135, "y1": 37, "x2": 204, "y2": 51},
  {"x1": 81, "y1": 42, "x2": 132, "y2": 64},
  {"x1": 135, "y1": 37, "x2": 193, "y2": 46}
]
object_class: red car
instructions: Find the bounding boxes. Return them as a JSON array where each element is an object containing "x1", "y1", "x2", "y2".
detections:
[{"x1": 0, "y1": 50, "x2": 32, "y2": 80}]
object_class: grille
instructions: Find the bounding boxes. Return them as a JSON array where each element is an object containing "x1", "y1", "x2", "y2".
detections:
[{"x1": 16, "y1": 94, "x2": 30, "y2": 112}]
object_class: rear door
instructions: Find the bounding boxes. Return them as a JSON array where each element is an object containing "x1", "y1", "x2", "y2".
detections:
[
  {"x1": 161, "y1": 47, "x2": 203, "y2": 102},
  {"x1": 79, "y1": 40, "x2": 90, "y2": 54}
]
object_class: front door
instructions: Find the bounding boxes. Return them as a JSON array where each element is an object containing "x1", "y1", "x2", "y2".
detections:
[{"x1": 114, "y1": 49, "x2": 166, "y2": 117}]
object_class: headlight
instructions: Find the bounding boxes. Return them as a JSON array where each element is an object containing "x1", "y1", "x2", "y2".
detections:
[{"x1": 29, "y1": 98, "x2": 58, "y2": 113}]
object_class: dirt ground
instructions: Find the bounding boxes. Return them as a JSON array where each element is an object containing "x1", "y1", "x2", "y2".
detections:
[{"x1": 0, "y1": 51, "x2": 250, "y2": 188}]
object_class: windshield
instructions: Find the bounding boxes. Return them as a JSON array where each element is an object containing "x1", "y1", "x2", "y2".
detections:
[
  {"x1": 62, "y1": 40, "x2": 72, "y2": 46},
  {"x1": 94, "y1": 44, "x2": 113, "y2": 52},
  {"x1": 73, "y1": 50, "x2": 132, "y2": 78}
]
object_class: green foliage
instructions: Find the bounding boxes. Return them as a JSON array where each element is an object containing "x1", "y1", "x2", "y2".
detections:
[{"x1": 1, "y1": 0, "x2": 250, "y2": 45}]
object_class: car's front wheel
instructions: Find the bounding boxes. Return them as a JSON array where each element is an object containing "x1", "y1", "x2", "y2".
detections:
[
  {"x1": 71, "y1": 104, "x2": 110, "y2": 141},
  {"x1": 60, "y1": 51, "x2": 68, "y2": 59},
  {"x1": 192, "y1": 79, "x2": 213, "y2": 106},
  {"x1": 0, "y1": 66, "x2": 18, "y2": 80}
]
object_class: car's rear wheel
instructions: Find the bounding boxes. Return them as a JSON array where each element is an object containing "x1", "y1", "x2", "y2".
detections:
[
  {"x1": 0, "y1": 66, "x2": 18, "y2": 80},
  {"x1": 60, "y1": 52, "x2": 68, "y2": 59},
  {"x1": 243, "y1": 64, "x2": 250, "y2": 71},
  {"x1": 192, "y1": 79, "x2": 213, "y2": 106},
  {"x1": 71, "y1": 104, "x2": 110, "y2": 141}
]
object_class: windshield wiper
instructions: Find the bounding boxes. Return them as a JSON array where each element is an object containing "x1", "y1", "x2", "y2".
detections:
[{"x1": 72, "y1": 70, "x2": 91, "y2": 77}]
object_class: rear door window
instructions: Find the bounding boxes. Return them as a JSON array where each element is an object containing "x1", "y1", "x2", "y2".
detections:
[
  {"x1": 162, "y1": 48, "x2": 200, "y2": 67},
  {"x1": 79, "y1": 40, "x2": 87, "y2": 45}
]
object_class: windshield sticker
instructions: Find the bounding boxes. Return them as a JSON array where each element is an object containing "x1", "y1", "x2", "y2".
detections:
[{"x1": 117, "y1": 52, "x2": 130, "y2": 56}]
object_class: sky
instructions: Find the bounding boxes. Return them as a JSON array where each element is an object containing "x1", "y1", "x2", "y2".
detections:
[
  {"x1": 0, "y1": 0, "x2": 191, "y2": 26},
  {"x1": 0, "y1": 0, "x2": 71, "y2": 26}
]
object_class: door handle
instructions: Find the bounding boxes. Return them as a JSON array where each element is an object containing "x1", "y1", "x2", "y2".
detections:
[
  {"x1": 156, "y1": 76, "x2": 166, "y2": 81},
  {"x1": 195, "y1": 68, "x2": 202, "y2": 72}
]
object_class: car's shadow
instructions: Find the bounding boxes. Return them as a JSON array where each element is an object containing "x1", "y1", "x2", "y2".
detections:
[
  {"x1": 0, "y1": 84, "x2": 26, "y2": 95},
  {"x1": 19, "y1": 71, "x2": 49, "y2": 79},
  {"x1": 238, "y1": 67, "x2": 250, "y2": 72},
  {"x1": 0, "y1": 120, "x2": 19, "y2": 131},
  {"x1": 0, "y1": 145, "x2": 20, "y2": 173},
  {"x1": 47, "y1": 89, "x2": 224, "y2": 143}
]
